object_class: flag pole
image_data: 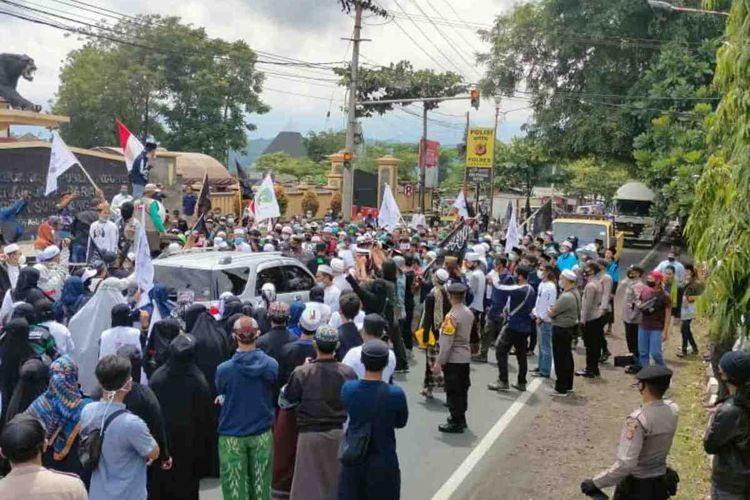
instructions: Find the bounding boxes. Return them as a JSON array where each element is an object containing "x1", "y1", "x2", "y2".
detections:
[{"x1": 76, "y1": 164, "x2": 100, "y2": 192}]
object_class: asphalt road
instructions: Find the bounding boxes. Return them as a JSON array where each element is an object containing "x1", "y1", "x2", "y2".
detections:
[{"x1": 199, "y1": 242, "x2": 667, "y2": 500}]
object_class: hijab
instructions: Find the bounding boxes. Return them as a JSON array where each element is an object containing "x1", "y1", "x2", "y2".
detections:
[
  {"x1": 116, "y1": 344, "x2": 142, "y2": 382},
  {"x1": 11, "y1": 302, "x2": 36, "y2": 324},
  {"x1": 111, "y1": 303, "x2": 132, "y2": 328},
  {"x1": 27, "y1": 355, "x2": 91, "y2": 460},
  {"x1": 184, "y1": 303, "x2": 205, "y2": 333},
  {"x1": 145, "y1": 319, "x2": 181, "y2": 377},
  {"x1": 218, "y1": 300, "x2": 242, "y2": 335},
  {"x1": 187, "y1": 304, "x2": 230, "y2": 395},
  {"x1": 53, "y1": 276, "x2": 88, "y2": 322},
  {"x1": 34, "y1": 221, "x2": 56, "y2": 250},
  {"x1": 120, "y1": 201, "x2": 134, "y2": 221},
  {"x1": 4, "y1": 357, "x2": 49, "y2": 424},
  {"x1": 288, "y1": 300, "x2": 305, "y2": 337},
  {"x1": 0, "y1": 319, "x2": 34, "y2": 394},
  {"x1": 69, "y1": 278, "x2": 127, "y2": 395},
  {"x1": 12, "y1": 267, "x2": 41, "y2": 302}
]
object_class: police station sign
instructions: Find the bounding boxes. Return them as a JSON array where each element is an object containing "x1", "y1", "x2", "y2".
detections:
[{"x1": 465, "y1": 127, "x2": 495, "y2": 168}]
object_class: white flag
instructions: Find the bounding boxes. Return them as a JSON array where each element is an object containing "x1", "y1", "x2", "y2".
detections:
[
  {"x1": 378, "y1": 183, "x2": 402, "y2": 231},
  {"x1": 254, "y1": 174, "x2": 281, "y2": 222},
  {"x1": 46, "y1": 132, "x2": 80, "y2": 195},
  {"x1": 135, "y1": 204, "x2": 154, "y2": 301},
  {"x1": 505, "y1": 202, "x2": 520, "y2": 255},
  {"x1": 452, "y1": 190, "x2": 469, "y2": 218}
]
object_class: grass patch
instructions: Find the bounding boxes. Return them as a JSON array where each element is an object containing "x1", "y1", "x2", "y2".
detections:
[{"x1": 669, "y1": 322, "x2": 712, "y2": 500}]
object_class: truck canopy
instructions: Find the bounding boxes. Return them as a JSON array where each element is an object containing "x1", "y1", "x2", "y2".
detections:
[{"x1": 613, "y1": 181, "x2": 655, "y2": 202}]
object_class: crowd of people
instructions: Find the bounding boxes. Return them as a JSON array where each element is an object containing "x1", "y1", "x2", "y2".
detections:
[{"x1": 0, "y1": 179, "x2": 748, "y2": 500}]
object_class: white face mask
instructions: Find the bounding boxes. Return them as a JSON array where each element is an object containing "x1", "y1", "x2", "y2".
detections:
[
  {"x1": 537, "y1": 270, "x2": 544, "y2": 280},
  {"x1": 18, "y1": 255, "x2": 26, "y2": 265},
  {"x1": 558, "y1": 279, "x2": 565, "y2": 288}
]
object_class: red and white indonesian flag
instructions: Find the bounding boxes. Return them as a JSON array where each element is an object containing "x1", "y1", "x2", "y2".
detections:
[{"x1": 116, "y1": 118, "x2": 144, "y2": 172}]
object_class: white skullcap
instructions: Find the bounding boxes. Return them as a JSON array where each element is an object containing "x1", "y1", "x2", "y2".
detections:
[
  {"x1": 317, "y1": 265, "x2": 333, "y2": 276},
  {"x1": 561, "y1": 240, "x2": 573, "y2": 249},
  {"x1": 263, "y1": 243, "x2": 275, "y2": 252},
  {"x1": 81, "y1": 268, "x2": 98, "y2": 282},
  {"x1": 3, "y1": 243, "x2": 19, "y2": 255},
  {"x1": 299, "y1": 306, "x2": 323, "y2": 332},
  {"x1": 465, "y1": 252, "x2": 480, "y2": 262},
  {"x1": 435, "y1": 268, "x2": 450, "y2": 283},
  {"x1": 282, "y1": 226, "x2": 293, "y2": 234},
  {"x1": 311, "y1": 235, "x2": 322, "y2": 243},
  {"x1": 37, "y1": 245, "x2": 60, "y2": 262},
  {"x1": 561, "y1": 269, "x2": 577, "y2": 281},
  {"x1": 330, "y1": 258, "x2": 345, "y2": 273}
]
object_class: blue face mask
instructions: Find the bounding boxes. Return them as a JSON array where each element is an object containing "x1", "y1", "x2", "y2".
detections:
[{"x1": 235, "y1": 238, "x2": 245, "y2": 245}]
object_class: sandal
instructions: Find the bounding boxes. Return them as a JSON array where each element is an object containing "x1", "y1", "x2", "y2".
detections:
[{"x1": 420, "y1": 388, "x2": 434, "y2": 399}]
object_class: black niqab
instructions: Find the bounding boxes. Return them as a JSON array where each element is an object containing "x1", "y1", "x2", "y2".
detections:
[
  {"x1": 12, "y1": 267, "x2": 41, "y2": 302},
  {"x1": 4, "y1": 357, "x2": 49, "y2": 424},
  {"x1": 187, "y1": 306, "x2": 229, "y2": 397},
  {"x1": 0, "y1": 318, "x2": 34, "y2": 425},
  {"x1": 145, "y1": 319, "x2": 181, "y2": 378},
  {"x1": 184, "y1": 304, "x2": 206, "y2": 333}
]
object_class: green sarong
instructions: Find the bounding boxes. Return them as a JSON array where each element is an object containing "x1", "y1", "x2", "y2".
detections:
[{"x1": 219, "y1": 430, "x2": 273, "y2": 500}]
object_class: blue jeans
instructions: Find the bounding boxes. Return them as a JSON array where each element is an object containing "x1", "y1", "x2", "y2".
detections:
[
  {"x1": 638, "y1": 327, "x2": 665, "y2": 368},
  {"x1": 537, "y1": 321, "x2": 553, "y2": 376},
  {"x1": 132, "y1": 183, "x2": 145, "y2": 199}
]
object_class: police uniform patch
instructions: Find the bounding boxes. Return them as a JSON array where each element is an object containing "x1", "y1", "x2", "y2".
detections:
[
  {"x1": 625, "y1": 417, "x2": 638, "y2": 440},
  {"x1": 442, "y1": 315, "x2": 456, "y2": 336}
]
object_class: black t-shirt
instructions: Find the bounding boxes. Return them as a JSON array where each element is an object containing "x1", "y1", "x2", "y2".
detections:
[{"x1": 336, "y1": 322, "x2": 362, "y2": 361}]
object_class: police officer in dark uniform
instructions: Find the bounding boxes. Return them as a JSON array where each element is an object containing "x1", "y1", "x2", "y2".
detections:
[{"x1": 581, "y1": 365, "x2": 679, "y2": 499}]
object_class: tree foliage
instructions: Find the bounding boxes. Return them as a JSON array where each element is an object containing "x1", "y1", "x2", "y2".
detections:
[
  {"x1": 479, "y1": 0, "x2": 725, "y2": 162},
  {"x1": 561, "y1": 157, "x2": 630, "y2": 203},
  {"x1": 687, "y1": 0, "x2": 750, "y2": 342},
  {"x1": 303, "y1": 130, "x2": 346, "y2": 163},
  {"x1": 493, "y1": 136, "x2": 555, "y2": 195},
  {"x1": 301, "y1": 190, "x2": 320, "y2": 217},
  {"x1": 254, "y1": 152, "x2": 326, "y2": 182},
  {"x1": 53, "y1": 15, "x2": 268, "y2": 160},
  {"x1": 335, "y1": 60, "x2": 466, "y2": 118},
  {"x1": 274, "y1": 185, "x2": 288, "y2": 216}
]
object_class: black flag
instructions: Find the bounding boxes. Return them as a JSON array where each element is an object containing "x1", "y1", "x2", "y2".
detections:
[
  {"x1": 235, "y1": 159, "x2": 254, "y2": 199},
  {"x1": 192, "y1": 170, "x2": 211, "y2": 233},
  {"x1": 532, "y1": 199, "x2": 553, "y2": 236}
]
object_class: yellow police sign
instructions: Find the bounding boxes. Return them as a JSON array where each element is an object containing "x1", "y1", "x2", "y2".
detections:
[{"x1": 466, "y1": 127, "x2": 495, "y2": 168}]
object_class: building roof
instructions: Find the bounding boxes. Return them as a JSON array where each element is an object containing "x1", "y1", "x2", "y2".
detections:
[
  {"x1": 175, "y1": 152, "x2": 231, "y2": 181},
  {"x1": 261, "y1": 131, "x2": 307, "y2": 158},
  {"x1": 228, "y1": 138, "x2": 272, "y2": 174}
]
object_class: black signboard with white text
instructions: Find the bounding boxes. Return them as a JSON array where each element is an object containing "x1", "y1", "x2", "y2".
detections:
[{"x1": 0, "y1": 145, "x2": 127, "y2": 236}]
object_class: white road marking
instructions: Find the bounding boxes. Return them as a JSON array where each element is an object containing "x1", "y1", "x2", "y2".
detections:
[{"x1": 431, "y1": 377, "x2": 544, "y2": 500}]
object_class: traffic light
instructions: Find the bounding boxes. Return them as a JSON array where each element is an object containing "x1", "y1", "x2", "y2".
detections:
[
  {"x1": 343, "y1": 151, "x2": 353, "y2": 169},
  {"x1": 470, "y1": 88, "x2": 480, "y2": 110}
]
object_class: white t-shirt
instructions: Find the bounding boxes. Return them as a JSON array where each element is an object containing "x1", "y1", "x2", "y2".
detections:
[
  {"x1": 99, "y1": 326, "x2": 142, "y2": 359},
  {"x1": 485, "y1": 269, "x2": 498, "y2": 299},
  {"x1": 41, "y1": 320, "x2": 75, "y2": 356},
  {"x1": 468, "y1": 268, "x2": 486, "y2": 312},
  {"x1": 329, "y1": 310, "x2": 365, "y2": 331},
  {"x1": 324, "y1": 284, "x2": 341, "y2": 313},
  {"x1": 342, "y1": 344, "x2": 396, "y2": 382},
  {"x1": 7, "y1": 264, "x2": 21, "y2": 288},
  {"x1": 89, "y1": 220, "x2": 119, "y2": 253},
  {"x1": 532, "y1": 281, "x2": 557, "y2": 323},
  {"x1": 339, "y1": 248, "x2": 355, "y2": 269}
]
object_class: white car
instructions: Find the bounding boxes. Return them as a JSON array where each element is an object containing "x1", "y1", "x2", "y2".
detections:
[{"x1": 152, "y1": 250, "x2": 315, "y2": 308}]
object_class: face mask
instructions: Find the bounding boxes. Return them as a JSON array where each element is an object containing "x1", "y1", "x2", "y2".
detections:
[
  {"x1": 18, "y1": 255, "x2": 26, "y2": 265},
  {"x1": 99, "y1": 216, "x2": 108, "y2": 223},
  {"x1": 558, "y1": 279, "x2": 565, "y2": 288},
  {"x1": 282, "y1": 233, "x2": 290, "y2": 240},
  {"x1": 235, "y1": 238, "x2": 245, "y2": 245},
  {"x1": 667, "y1": 257, "x2": 675, "y2": 262},
  {"x1": 508, "y1": 253, "x2": 517, "y2": 262},
  {"x1": 646, "y1": 279, "x2": 656, "y2": 287},
  {"x1": 537, "y1": 270, "x2": 544, "y2": 279}
]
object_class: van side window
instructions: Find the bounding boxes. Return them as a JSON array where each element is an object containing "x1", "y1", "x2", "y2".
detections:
[
  {"x1": 282, "y1": 265, "x2": 314, "y2": 293},
  {"x1": 218, "y1": 267, "x2": 251, "y2": 296},
  {"x1": 256, "y1": 267, "x2": 284, "y2": 294}
]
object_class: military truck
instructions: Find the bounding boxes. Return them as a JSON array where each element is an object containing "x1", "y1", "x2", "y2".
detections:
[{"x1": 612, "y1": 181, "x2": 662, "y2": 246}]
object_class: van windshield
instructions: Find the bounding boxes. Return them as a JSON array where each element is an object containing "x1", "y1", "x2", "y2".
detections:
[{"x1": 614, "y1": 200, "x2": 652, "y2": 217}]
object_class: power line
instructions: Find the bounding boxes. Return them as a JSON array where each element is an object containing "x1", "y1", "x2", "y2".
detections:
[
  {"x1": 408, "y1": 0, "x2": 482, "y2": 78},
  {"x1": 437, "y1": 0, "x2": 485, "y2": 52},
  {"x1": 264, "y1": 87, "x2": 345, "y2": 102},
  {"x1": 389, "y1": 0, "x2": 468, "y2": 77}
]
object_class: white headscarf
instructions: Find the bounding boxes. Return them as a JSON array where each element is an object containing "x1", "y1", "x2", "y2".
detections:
[{"x1": 70, "y1": 278, "x2": 127, "y2": 394}]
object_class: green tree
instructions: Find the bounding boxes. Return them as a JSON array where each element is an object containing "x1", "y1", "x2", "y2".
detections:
[
  {"x1": 479, "y1": 0, "x2": 725, "y2": 162},
  {"x1": 304, "y1": 130, "x2": 346, "y2": 163},
  {"x1": 301, "y1": 190, "x2": 320, "y2": 217},
  {"x1": 494, "y1": 136, "x2": 554, "y2": 196},
  {"x1": 686, "y1": 0, "x2": 749, "y2": 342},
  {"x1": 255, "y1": 152, "x2": 325, "y2": 182},
  {"x1": 53, "y1": 15, "x2": 268, "y2": 159},
  {"x1": 561, "y1": 157, "x2": 630, "y2": 203}
]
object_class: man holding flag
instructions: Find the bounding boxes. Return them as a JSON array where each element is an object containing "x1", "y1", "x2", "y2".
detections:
[{"x1": 116, "y1": 118, "x2": 157, "y2": 199}]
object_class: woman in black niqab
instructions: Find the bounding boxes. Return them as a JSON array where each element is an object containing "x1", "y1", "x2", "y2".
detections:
[
  {"x1": 184, "y1": 304, "x2": 229, "y2": 396},
  {"x1": 0, "y1": 318, "x2": 34, "y2": 426},
  {"x1": 149, "y1": 334, "x2": 214, "y2": 500},
  {"x1": 4, "y1": 357, "x2": 49, "y2": 424},
  {"x1": 145, "y1": 319, "x2": 181, "y2": 378}
]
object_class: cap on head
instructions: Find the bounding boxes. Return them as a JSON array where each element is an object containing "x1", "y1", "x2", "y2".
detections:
[
  {"x1": 233, "y1": 315, "x2": 259, "y2": 343},
  {"x1": 447, "y1": 282, "x2": 468, "y2": 295},
  {"x1": 363, "y1": 313, "x2": 387, "y2": 337},
  {"x1": 317, "y1": 265, "x2": 333, "y2": 277},
  {"x1": 360, "y1": 338, "x2": 390, "y2": 371},
  {"x1": 330, "y1": 258, "x2": 345, "y2": 273},
  {"x1": 635, "y1": 365, "x2": 673, "y2": 383},
  {"x1": 3, "y1": 243, "x2": 20, "y2": 255},
  {"x1": 435, "y1": 268, "x2": 449, "y2": 284},
  {"x1": 561, "y1": 269, "x2": 577, "y2": 282},
  {"x1": 649, "y1": 271, "x2": 663, "y2": 282},
  {"x1": 268, "y1": 301, "x2": 290, "y2": 321},
  {"x1": 299, "y1": 306, "x2": 323, "y2": 332},
  {"x1": 314, "y1": 324, "x2": 339, "y2": 344},
  {"x1": 465, "y1": 252, "x2": 480, "y2": 262},
  {"x1": 719, "y1": 351, "x2": 750, "y2": 383},
  {"x1": 37, "y1": 245, "x2": 60, "y2": 262}
]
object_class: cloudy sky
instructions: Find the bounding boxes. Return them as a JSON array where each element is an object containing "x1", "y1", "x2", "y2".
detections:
[{"x1": 1, "y1": 0, "x2": 530, "y2": 146}]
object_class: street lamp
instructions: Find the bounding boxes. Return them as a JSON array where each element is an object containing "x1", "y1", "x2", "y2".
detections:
[{"x1": 647, "y1": 0, "x2": 729, "y2": 16}]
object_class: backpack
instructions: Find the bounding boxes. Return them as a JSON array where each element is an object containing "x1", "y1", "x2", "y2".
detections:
[{"x1": 79, "y1": 408, "x2": 128, "y2": 470}]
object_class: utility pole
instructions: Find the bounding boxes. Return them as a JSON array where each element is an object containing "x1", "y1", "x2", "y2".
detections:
[
  {"x1": 342, "y1": 2, "x2": 362, "y2": 222},
  {"x1": 418, "y1": 103, "x2": 427, "y2": 212},
  {"x1": 462, "y1": 111, "x2": 469, "y2": 193},
  {"x1": 489, "y1": 99, "x2": 501, "y2": 219}
]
